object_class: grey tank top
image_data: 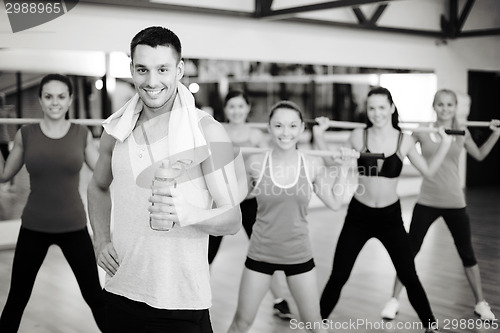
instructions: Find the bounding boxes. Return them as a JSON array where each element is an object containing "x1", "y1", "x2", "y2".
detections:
[
  {"x1": 247, "y1": 151, "x2": 314, "y2": 264},
  {"x1": 417, "y1": 133, "x2": 466, "y2": 208},
  {"x1": 21, "y1": 123, "x2": 88, "y2": 233}
]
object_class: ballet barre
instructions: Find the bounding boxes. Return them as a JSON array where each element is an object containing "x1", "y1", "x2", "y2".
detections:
[
  {"x1": 0, "y1": 118, "x2": 103, "y2": 126},
  {"x1": 240, "y1": 147, "x2": 384, "y2": 160}
]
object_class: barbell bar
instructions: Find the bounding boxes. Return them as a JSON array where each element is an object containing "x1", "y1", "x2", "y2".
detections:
[{"x1": 0, "y1": 118, "x2": 103, "y2": 126}]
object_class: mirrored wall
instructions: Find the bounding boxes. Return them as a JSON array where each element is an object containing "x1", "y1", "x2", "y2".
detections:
[{"x1": 0, "y1": 51, "x2": 437, "y2": 225}]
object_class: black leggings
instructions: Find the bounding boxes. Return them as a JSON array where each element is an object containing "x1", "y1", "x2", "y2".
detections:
[
  {"x1": 320, "y1": 198, "x2": 436, "y2": 327},
  {"x1": 0, "y1": 227, "x2": 106, "y2": 332},
  {"x1": 0, "y1": 142, "x2": 9, "y2": 160},
  {"x1": 409, "y1": 204, "x2": 476, "y2": 266},
  {"x1": 104, "y1": 290, "x2": 212, "y2": 333},
  {"x1": 245, "y1": 257, "x2": 315, "y2": 276},
  {"x1": 208, "y1": 197, "x2": 257, "y2": 264}
]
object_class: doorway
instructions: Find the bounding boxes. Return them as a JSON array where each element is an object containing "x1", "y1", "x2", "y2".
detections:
[{"x1": 466, "y1": 71, "x2": 500, "y2": 187}]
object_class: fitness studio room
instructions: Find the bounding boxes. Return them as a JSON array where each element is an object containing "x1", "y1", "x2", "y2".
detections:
[{"x1": 0, "y1": 1, "x2": 499, "y2": 332}]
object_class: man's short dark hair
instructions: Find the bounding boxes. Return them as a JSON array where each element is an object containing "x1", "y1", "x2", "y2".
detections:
[{"x1": 130, "y1": 26, "x2": 182, "y2": 63}]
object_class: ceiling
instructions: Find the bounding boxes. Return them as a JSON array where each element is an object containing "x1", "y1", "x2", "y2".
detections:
[
  {"x1": 2, "y1": 0, "x2": 499, "y2": 96},
  {"x1": 79, "y1": 0, "x2": 500, "y2": 40}
]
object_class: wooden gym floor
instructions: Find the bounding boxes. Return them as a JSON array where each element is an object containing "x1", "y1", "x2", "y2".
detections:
[{"x1": 0, "y1": 183, "x2": 499, "y2": 333}]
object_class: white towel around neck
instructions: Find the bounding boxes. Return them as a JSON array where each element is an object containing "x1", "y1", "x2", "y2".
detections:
[{"x1": 102, "y1": 83, "x2": 210, "y2": 168}]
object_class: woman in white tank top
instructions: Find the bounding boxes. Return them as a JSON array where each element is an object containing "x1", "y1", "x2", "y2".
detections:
[{"x1": 227, "y1": 101, "x2": 357, "y2": 333}]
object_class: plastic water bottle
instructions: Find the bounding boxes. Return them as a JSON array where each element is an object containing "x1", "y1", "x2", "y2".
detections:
[{"x1": 150, "y1": 160, "x2": 177, "y2": 231}]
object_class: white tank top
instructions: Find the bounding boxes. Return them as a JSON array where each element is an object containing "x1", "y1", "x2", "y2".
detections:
[{"x1": 248, "y1": 152, "x2": 314, "y2": 264}]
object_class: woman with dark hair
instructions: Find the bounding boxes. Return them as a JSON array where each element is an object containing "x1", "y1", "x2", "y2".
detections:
[
  {"x1": 208, "y1": 90, "x2": 267, "y2": 262},
  {"x1": 318, "y1": 87, "x2": 452, "y2": 333},
  {"x1": 228, "y1": 100, "x2": 357, "y2": 333},
  {"x1": 381, "y1": 89, "x2": 500, "y2": 321},
  {"x1": 0, "y1": 74, "x2": 105, "y2": 332}
]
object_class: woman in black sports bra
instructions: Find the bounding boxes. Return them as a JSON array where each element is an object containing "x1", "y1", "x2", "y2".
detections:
[{"x1": 318, "y1": 86, "x2": 452, "y2": 333}]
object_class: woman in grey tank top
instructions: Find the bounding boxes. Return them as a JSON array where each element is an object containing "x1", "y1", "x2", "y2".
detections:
[
  {"x1": 0, "y1": 74, "x2": 104, "y2": 332},
  {"x1": 381, "y1": 89, "x2": 500, "y2": 322}
]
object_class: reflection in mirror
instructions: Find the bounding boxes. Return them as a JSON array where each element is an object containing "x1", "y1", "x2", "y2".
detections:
[
  {"x1": 0, "y1": 53, "x2": 435, "y2": 231},
  {"x1": 180, "y1": 58, "x2": 435, "y2": 126}
]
